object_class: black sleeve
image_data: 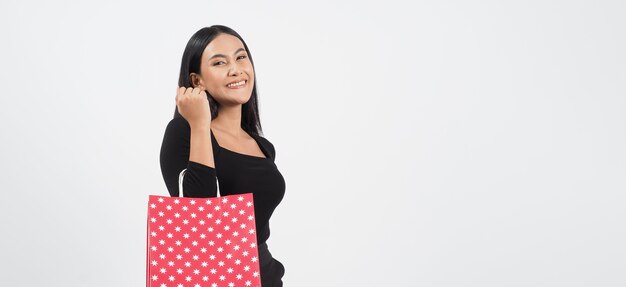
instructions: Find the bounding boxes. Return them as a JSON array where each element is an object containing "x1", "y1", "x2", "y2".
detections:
[
  {"x1": 159, "y1": 117, "x2": 218, "y2": 198},
  {"x1": 268, "y1": 140, "x2": 276, "y2": 161},
  {"x1": 258, "y1": 136, "x2": 276, "y2": 161}
]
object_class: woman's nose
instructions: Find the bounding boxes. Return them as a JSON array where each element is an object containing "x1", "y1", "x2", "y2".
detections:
[{"x1": 228, "y1": 68, "x2": 242, "y2": 76}]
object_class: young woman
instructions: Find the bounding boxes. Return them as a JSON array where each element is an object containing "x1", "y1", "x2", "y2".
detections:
[{"x1": 159, "y1": 25, "x2": 286, "y2": 287}]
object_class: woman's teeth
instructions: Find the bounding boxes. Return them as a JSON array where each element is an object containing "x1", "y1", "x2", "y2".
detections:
[{"x1": 227, "y1": 80, "x2": 246, "y2": 88}]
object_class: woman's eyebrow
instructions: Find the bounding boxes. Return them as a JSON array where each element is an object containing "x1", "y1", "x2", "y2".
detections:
[{"x1": 209, "y1": 48, "x2": 246, "y2": 60}]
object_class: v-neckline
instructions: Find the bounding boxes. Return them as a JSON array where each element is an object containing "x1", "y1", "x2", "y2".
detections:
[{"x1": 210, "y1": 128, "x2": 270, "y2": 160}]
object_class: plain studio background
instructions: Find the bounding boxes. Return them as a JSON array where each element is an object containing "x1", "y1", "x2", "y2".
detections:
[{"x1": 0, "y1": 0, "x2": 624, "y2": 286}]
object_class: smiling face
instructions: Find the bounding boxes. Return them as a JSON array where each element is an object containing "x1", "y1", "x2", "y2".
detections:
[{"x1": 190, "y1": 33, "x2": 255, "y2": 107}]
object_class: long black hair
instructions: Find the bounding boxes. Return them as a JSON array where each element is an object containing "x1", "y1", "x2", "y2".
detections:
[{"x1": 173, "y1": 25, "x2": 263, "y2": 136}]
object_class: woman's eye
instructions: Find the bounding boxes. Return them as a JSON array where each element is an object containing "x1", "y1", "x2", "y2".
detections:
[{"x1": 213, "y1": 56, "x2": 246, "y2": 66}]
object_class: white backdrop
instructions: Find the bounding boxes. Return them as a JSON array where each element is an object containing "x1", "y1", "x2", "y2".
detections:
[{"x1": 1, "y1": 1, "x2": 624, "y2": 286}]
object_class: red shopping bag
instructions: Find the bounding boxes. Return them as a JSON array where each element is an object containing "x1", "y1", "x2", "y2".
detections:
[{"x1": 147, "y1": 168, "x2": 262, "y2": 287}]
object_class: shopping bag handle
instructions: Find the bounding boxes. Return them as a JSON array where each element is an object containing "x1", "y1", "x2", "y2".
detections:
[{"x1": 178, "y1": 168, "x2": 220, "y2": 198}]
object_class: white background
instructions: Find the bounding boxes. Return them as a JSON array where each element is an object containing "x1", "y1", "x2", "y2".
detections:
[{"x1": 1, "y1": 0, "x2": 624, "y2": 286}]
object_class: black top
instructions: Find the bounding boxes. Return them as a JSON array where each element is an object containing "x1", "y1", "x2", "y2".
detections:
[{"x1": 159, "y1": 116, "x2": 286, "y2": 246}]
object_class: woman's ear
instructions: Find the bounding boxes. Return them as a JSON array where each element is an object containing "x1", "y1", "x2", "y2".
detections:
[{"x1": 190, "y1": 73, "x2": 203, "y2": 88}]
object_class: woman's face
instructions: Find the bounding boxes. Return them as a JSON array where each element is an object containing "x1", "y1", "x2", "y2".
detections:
[{"x1": 191, "y1": 33, "x2": 255, "y2": 107}]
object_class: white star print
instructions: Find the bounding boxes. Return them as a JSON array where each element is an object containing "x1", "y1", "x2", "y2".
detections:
[{"x1": 148, "y1": 193, "x2": 262, "y2": 286}]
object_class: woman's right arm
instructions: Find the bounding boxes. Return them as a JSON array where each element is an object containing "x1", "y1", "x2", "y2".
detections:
[{"x1": 160, "y1": 117, "x2": 217, "y2": 198}]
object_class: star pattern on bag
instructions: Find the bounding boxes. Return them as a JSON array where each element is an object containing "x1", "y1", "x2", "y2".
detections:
[{"x1": 148, "y1": 194, "x2": 261, "y2": 287}]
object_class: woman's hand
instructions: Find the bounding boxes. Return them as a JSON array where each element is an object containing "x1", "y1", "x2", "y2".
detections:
[{"x1": 176, "y1": 86, "x2": 211, "y2": 128}]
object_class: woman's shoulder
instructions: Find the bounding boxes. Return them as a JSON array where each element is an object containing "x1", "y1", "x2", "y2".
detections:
[
  {"x1": 163, "y1": 117, "x2": 192, "y2": 141},
  {"x1": 167, "y1": 116, "x2": 191, "y2": 129},
  {"x1": 253, "y1": 132, "x2": 276, "y2": 160}
]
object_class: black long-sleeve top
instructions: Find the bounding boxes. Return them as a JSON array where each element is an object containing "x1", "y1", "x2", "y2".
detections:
[{"x1": 159, "y1": 116, "x2": 286, "y2": 246}]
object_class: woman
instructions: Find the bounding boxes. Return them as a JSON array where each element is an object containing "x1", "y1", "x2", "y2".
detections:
[{"x1": 160, "y1": 25, "x2": 286, "y2": 287}]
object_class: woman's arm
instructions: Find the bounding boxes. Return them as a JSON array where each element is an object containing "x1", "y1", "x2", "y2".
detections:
[{"x1": 160, "y1": 117, "x2": 217, "y2": 198}]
